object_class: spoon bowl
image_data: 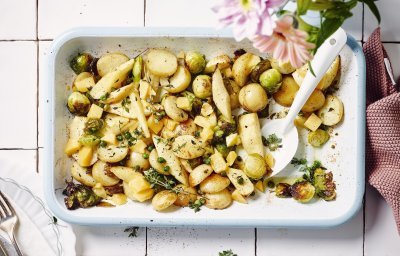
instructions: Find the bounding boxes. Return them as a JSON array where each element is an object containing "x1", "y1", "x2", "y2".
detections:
[{"x1": 261, "y1": 119, "x2": 298, "y2": 175}]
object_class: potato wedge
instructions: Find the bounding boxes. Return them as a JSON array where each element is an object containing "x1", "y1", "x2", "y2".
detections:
[
  {"x1": 149, "y1": 149, "x2": 169, "y2": 175},
  {"x1": 212, "y1": 69, "x2": 232, "y2": 122},
  {"x1": 152, "y1": 190, "x2": 178, "y2": 211},
  {"x1": 238, "y1": 113, "x2": 264, "y2": 157},
  {"x1": 232, "y1": 189, "x2": 247, "y2": 204},
  {"x1": 97, "y1": 144, "x2": 128, "y2": 163},
  {"x1": 129, "y1": 90, "x2": 150, "y2": 138},
  {"x1": 123, "y1": 180, "x2": 154, "y2": 202},
  {"x1": 172, "y1": 135, "x2": 205, "y2": 159},
  {"x1": 71, "y1": 161, "x2": 97, "y2": 187},
  {"x1": 199, "y1": 173, "x2": 230, "y2": 193},
  {"x1": 105, "y1": 101, "x2": 136, "y2": 119},
  {"x1": 92, "y1": 161, "x2": 120, "y2": 186},
  {"x1": 317, "y1": 95, "x2": 344, "y2": 126},
  {"x1": 105, "y1": 83, "x2": 135, "y2": 104},
  {"x1": 97, "y1": 52, "x2": 130, "y2": 77},
  {"x1": 110, "y1": 166, "x2": 136, "y2": 181},
  {"x1": 90, "y1": 59, "x2": 135, "y2": 99},
  {"x1": 270, "y1": 58, "x2": 296, "y2": 74},
  {"x1": 165, "y1": 66, "x2": 191, "y2": 93},
  {"x1": 205, "y1": 189, "x2": 232, "y2": 209},
  {"x1": 273, "y1": 76, "x2": 299, "y2": 107},
  {"x1": 126, "y1": 151, "x2": 150, "y2": 171},
  {"x1": 153, "y1": 135, "x2": 189, "y2": 185},
  {"x1": 204, "y1": 54, "x2": 231, "y2": 73},
  {"x1": 163, "y1": 96, "x2": 188, "y2": 122},
  {"x1": 292, "y1": 56, "x2": 340, "y2": 90},
  {"x1": 189, "y1": 164, "x2": 213, "y2": 187},
  {"x1": 226, "y1": 168, "x2": 254, "y2": 196},
  {"x1": 146, "y1": 49, "x2": 178, "y2": 77},
  {"x1": 301, "y1": 89, "x2": 325, "y2": 113},
  {"x1": 232, "y1": 53, "x2": 261, "y2": 87}
]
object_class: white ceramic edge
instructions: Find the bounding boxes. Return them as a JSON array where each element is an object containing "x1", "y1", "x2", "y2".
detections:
[{"x1": 43, "y1": 27, "x2": 365, "y2": 228}]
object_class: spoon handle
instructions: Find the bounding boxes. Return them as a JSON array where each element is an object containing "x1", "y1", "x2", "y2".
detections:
[{"x1": 282, "y1": 27, "x2": 348, "y2": 134}]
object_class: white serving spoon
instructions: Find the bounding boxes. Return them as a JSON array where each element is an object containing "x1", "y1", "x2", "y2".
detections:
[{"x1": 262, "y1": 27, "x2": 347, "y2": 176}]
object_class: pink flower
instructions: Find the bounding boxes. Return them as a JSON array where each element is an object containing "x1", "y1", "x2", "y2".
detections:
[
  {"x1": 252, "y1": 15, "x2": 315, "y2": 68},
  {"x1": 212, "y1": 0, "x2": 286, "y2": 41}
]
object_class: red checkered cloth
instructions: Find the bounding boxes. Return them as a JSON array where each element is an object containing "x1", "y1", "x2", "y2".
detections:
[{"x1": 364, "y1": 27, "x2": 400, "y2": 233}]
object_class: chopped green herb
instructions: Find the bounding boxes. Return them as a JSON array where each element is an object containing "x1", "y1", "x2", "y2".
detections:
[
  {"x1": 99, "y1": 92, "x2": 109, "y2": 101},
  {"x1": 116, "y1": 135, "x2": 123, "y2": 141},
  {"x1": 142, "y1": 153, "x2": 149, "y2": 159},
  {"x1": 147, "y1": 145, "x2": 155, "y2": 151},
  {"x1": 203, "y1": 157, "x2": 211, "y2": 165},
  {"x1": 189, "y1": 198, "x2": 206, "y2": 213},
  {"x1": 219, "y1": 249, "x2": 237, "y2": 256},
  {"x1": 263, "y1": 134, "x2": 282, "y2": 151},
  {"x1": 290, "y1": 157, "x2": 307, "y2": 167},
  {"x1": 99, "y1": 140, "x2": 107, "y2": 148},
  {"x1": 237, "y1": 176, "x2": 244, "y2": 185},
  {"x1": 124, "y1": 226, "x2": 139, "y2": 238},
  {"x1": 163, "y1": 166, "x2": 170, "y2": 172}
]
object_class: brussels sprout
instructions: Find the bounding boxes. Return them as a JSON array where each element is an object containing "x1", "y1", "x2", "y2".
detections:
[
  {"x1": 84, "y1": 118, "x2": 104, "y2": 134},
  {"x1": 70, "y1": 53, "x2": 94, "y2": 74},
  {"x1": 250, "y1": 59, "x2": 271, "y2": 82},
  {"x1": 133, "y1": 55, "x2": 143, "y2": 82},
  {"x1": 259, "y1": 69, "x2": 282, "y2": 94},
  {"x1": 67, "y1": 92, "x2": 91, "y2": 115},
  {"x1": 313, "y1": 168, "x2": 336, "y2": 201},
  {"x1": 63, "y1": 180, "x2": 101, "y2": 210},
  {"x1": 275, "y1": 183, "x2": 292, "y2": 198},
  {"x1": 290, "y1": 181, "x2": 315, "y2": 203},
  {"x1": 308, "y1": 129, "x2": 330, "y2": 147},
  {"x1": 215, "y1": 143, "x2": 232, "y2": 158},
  {"x1": 185, "y1": 51, "x2": 206, "y2": 74},
  {"x1": 243, "y1": 153, "x2": 267, "y2": 180},
  {"x1": 192, "y1": 75, "x2": 212, "y2": 99},
  {"x1": 79, "y1": 134, "x2": 100, "y2": 147}
]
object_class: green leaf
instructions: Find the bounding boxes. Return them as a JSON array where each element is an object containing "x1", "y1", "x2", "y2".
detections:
[
  {"x1": 297, "y1": 0, "x2": 312, "y2": 16},
  {"x1": 314, "y1": 18, "x2": 344, "y2": 53},
  {"x1": 359, "y1": 0, "x2": 381, "y2": 23},
  {"x1": 308, "y1": 0, "x2": 335, "y2": 11}
]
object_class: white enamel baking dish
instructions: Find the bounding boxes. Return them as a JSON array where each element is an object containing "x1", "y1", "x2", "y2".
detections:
[{"x1": 43, "y1": 27, "x2": 365, "y2": 227}]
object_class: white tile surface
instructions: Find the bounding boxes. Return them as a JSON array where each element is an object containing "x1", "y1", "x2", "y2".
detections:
[
  {"x1": 0, "y1": 150, "x2": 37, "y2": 174},
  {"x1": 147, "y1": 227, "x2": 255, "y2": 256},
  {"x1": 364, "y1": 0, "x2": 399, "y2": 41},
  {"x1": 38, "y1": 41, "x2": 53, "y2": 148},
  {"x1": 257, "y1": 209, "x2": 364, "y2": 256},
  {"x1": 383, "y1": 43, "x2": 400, "y2": 81},
  {"x1": 364, "y1": 185, "x2": 400, "y2": 256},
  {"x1": 0, "y1": 0, "x2": 37, "y2": 39},
  {"x1": 38, "y1": 0, "x2": 145, "y2": 39},
  {"x1": 145, "y1": 0, "x2": 217, "y2": 27},
  {"x1": 72, "y1": 226, "x2": 146, "y2": 256},
  {"x1": 0, "y1": 42, "x2": 37, "y2": 149}
]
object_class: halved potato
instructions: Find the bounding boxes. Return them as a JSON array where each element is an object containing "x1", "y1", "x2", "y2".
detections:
[
  {"x1": 173, "y1": 184, "x2": 197, "y2": 207},
  {"x1": 152, "y1": 190, "x2": 178, "y2": 211},
  {"x1": 74, "y1": 72, "x2": 95, "y2": 93},
  {"x1": 317, "y1": 95, "x2": 344, "y2": 126},
  {"x1": 205, "y1": 189, "x2": 232, "y2": 209},
  {"x1": 165, "y1": 66, "x2": 191, "y2": 93},
  {"x1": 204, "y1": 54, "x2": 231, "y2": 73},
  {"x1": 146, "y1": 49, "x2": 178, "y2": 77},
  {"x1": 232, "y1": 53, "x2": 261, "y2": 87},
  {"x1": 97, "y1": 52, "x2": 130, "y2": 77},
  {"x1": 172, "y1": 135, "x2": 205, "y2": 159},
  {"x1": 273, "y1": 76, "x2": 299, "y2": 107},
  {"x1": 71, "y1": 161, "x2": 97, "y2": 187},
  {"x1": 126, "y1": 151, "x2": 150, "y2": 171},
  {"x1": 92, "y1": 161, "x2": 120, "y2": 186},
  {"x1": 292, "y1": 56, "x2": 340, "y2": 90},
  {"x1": 163, "y1": 96, "x2": 188, "y2": 122},
  {"x1": 301, "y1": 89, "x2": 325, "y2": 113},
  {"x1": 199, "y1": 173, "x2": 230, "y2": 193},
  {"x1": 97, "y1": 144, "x2": 128, "y2": 163},
  {"x1": 189, "y1": 164, "x2": 213, "y2": 187}
]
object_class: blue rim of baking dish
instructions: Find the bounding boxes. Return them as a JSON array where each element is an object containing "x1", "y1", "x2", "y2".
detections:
[{"x1": 44, "y1": 27, "x2": 365, "y2": 228}]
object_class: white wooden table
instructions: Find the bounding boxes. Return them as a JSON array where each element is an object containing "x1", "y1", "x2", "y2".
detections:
[{"x1": 0, "y1": 1, "x2": 399, "y2": 255}]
